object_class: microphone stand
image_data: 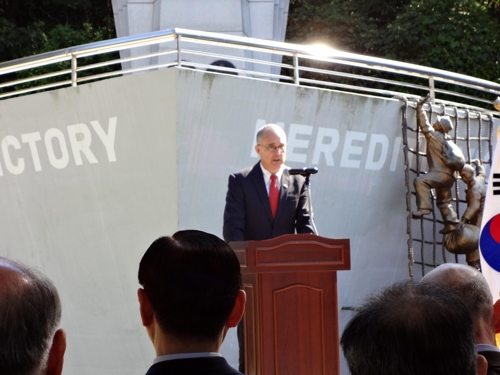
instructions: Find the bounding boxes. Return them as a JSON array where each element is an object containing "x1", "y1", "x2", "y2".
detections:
[
  {"x1": 304, "y1": 174, "x2": 319, "y2": 235},
  {"x1": 287, "y1": 168, "x2": 319, "y2": 235}
]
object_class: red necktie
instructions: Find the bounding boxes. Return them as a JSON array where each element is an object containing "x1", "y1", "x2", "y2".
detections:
[{"x1": 269, "y1": 174, "x2": 279, "y2": 219}]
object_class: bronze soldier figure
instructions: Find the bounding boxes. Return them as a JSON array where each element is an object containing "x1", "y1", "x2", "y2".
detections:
[
  {"x1": 412, "y1": 95, "x2": 465, "y2": 234},
  {"x1": 459, "y1": 159, "x2": 486, "y2": 268}
]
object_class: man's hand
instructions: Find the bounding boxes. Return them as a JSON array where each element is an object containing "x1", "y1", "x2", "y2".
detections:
[{"x1": 417, "y1": 93, "x2": 431, "y2": 110}]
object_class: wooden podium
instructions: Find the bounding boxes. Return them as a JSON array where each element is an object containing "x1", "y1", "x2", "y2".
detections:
[{"x1": 230, "y1": 234, "x2": 350, "y2": 375}]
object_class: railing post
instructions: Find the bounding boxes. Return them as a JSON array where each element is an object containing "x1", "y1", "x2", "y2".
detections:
[
  {"x1": 428, "y1": 76, "x2": 435, "y2": 102},
  {"x1": 71, "y1": 55, "x2": 77, "y2": 87},
  {"x1": 293, "y1": 53, "x2": 299, "y2": 85},
  {"x1": 177, "y1": 35, "x2": 182, "y2": 67}
]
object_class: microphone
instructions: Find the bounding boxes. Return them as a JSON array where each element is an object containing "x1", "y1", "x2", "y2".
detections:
[{"x1": 286, "y1": 167, "x2": 318, "y2": 176}]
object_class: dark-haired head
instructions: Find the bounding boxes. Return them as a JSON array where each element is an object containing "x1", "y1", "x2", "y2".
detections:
[
  {"x1": 138, "y1": 230, "x2": 243, "y2": 345},
  {"x1": 341, "y1": 279, "x2": 485, "y2": 375}
]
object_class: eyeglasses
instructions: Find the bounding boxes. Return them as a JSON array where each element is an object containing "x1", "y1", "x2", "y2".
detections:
[{"x1": 258, "y1": 144, "x2": 286, "y2": 152}]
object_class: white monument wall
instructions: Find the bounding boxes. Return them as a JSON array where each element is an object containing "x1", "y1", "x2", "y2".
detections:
[{"x1": 0, "y1": 68, "x2": 482, "y2": 374}]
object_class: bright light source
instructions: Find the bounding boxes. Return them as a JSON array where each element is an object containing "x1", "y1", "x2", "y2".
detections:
[{"x1": 307, "y1": 43, "x2": 336, "y2": 57}]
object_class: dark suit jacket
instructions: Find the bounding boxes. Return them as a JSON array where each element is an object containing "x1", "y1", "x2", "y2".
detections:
[
  {"x1": 223, "y1": 162, "x2": 314, "y2": 242},
  {"x1": 479, "y1": 350, "x2": 500, "y2": 375},
  {"x1": 145, "y1": 356, "x2": 243, "y2": 375}
]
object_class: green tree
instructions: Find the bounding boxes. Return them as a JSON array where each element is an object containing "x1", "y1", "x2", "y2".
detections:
[
  {"x1": 287, "y1": 0, "x2": 411, "y2": 55},
  {"x1": 0, "y1": 0, "x2": 117, "y2": 94},
  {"x1": 0, "y1": 0, "x2": 116, "y2": 62},
  {"x1": 383, "y1": 0, "x2": 500, "y2": 81},
  {"x1": 286, "y1": 0, "x2": 500, "y2": 100}
]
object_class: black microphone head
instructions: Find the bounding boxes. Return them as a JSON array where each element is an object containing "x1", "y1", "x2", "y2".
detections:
[
  {"x1": 287, "y1": 168, "x2": 301, "y2": 175},
  {"x1": 287, "y1": 167, "x2": 318, "y2": 176},
  {"x1": 305, "y1": 167, "x2": 318, "y2": 175}
]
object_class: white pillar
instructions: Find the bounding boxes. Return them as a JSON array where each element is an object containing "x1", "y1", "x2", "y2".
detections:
[{"x1": 111, "y1": 0, "x2": 290, "y2": 75}]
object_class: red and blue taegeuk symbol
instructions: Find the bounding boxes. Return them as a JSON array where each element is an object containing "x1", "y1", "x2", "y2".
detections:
[{"x1": 480, "y1": 214, "x2": 500, "y2": 271}]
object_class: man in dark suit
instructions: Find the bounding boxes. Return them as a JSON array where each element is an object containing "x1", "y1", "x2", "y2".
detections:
[
  {"x1": 223, "y1": 124, "x2": 314, "y2": 372},
  {"x1": 138, "y1": 230, "x2": 246, "y2": 375},
  {"x1": 223, "y1": 123, "x2": 313, "y2": 242},
  {"x1": 423, "y1": 263, "x2": 500, "y2": 375}
]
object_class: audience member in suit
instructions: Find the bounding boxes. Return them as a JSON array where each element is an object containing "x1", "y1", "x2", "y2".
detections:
[
  {"x1": 138, "y1": 230, "x2": 246, "y2": 375},
  {"x1": 341, "y1": 280, "x2": 487, "y2": 375},
  {"x1": 223, "y1": 123, "x2": 314, "y2": 371},
  {"x1": 0, "y1": 257, "x2": 66, "y2": 375},
  {"x1": 423, "y1": 263, "x2": 500, "y2": 375}
]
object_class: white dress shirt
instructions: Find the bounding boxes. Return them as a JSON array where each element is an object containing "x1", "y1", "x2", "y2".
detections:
[
  {"x1": 153, "y1": 352, "x2": 222, "y2": 364},
  {"x1": 260, "y1": 164, "x2": 284, "y2": 195}
]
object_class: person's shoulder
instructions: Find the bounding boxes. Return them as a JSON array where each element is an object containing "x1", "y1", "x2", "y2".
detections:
[
  {"x1": 289, "y1": 173, "x2": 306, "y2": 181},
  {"x1": 146, "y1": 356, "x2": 243, "y2": 375},
  {"x1": 231, "y1": 163, "x2": 260, "y2": 179},
  {"x1": 287, "y1": 172, "x2": 306, "y2": 184}
]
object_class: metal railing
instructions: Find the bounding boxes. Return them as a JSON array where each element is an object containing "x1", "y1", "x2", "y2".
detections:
[{"x1": 0, "y1": 28, "x2": 499, "y2": 112}]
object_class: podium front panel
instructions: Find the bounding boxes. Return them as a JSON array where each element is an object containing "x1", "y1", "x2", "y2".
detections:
[
  {"x1": 233, "y1": 235, "x2": 349, "y2": 375},
  {"x1": 256, "y1": 271, "x2": 339, "y2": 375}
]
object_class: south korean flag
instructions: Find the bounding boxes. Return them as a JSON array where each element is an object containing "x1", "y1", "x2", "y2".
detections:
[{"x1": 480, "y1": 117, "x2": 500, "y2": 301}]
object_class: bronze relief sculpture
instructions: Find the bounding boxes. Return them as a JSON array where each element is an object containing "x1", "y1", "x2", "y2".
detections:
[{"x1": 412, "y1": 95, "x2": 487, "y2": 269}]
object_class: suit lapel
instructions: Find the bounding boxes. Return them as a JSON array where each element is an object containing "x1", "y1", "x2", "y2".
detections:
[
  {"x1": 274, "y1": 171, "x2": 290, "y2": 223},
  {"x1": 249, "y1": 163, "x2": 274, "y2": 222}
]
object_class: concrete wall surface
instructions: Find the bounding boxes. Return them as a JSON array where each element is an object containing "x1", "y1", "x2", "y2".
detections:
[
  {"x1": 0, "y1": 69, "x2": 179, "y2": 374},
  {"x1": 0, "y1": 68, "x2": 493, "y2": 374}
]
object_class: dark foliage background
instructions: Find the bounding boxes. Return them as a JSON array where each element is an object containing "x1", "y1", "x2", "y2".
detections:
[
  {"x1": 1, "y1": 0, "x2": 499, "y2": 99},
  {"x1": 0, "y1": 0, "x2": 117, "y2": 93},
  {"x1": 0, "y1": 0, "x2": 116, "y2": 62},
  {"x1": 286, "y1": 0, "x2": 500, "y2": 103}
]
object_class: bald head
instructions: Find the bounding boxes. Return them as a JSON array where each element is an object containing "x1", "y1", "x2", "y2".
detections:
[
  {"x1": 0, "y1": 257, "x2": 64, "y2": 375},
  {"x1": 255, "y1": 124, "x2": 286, "y2": 145},
  {"x1": 423, "y1": 263, "x2": 494, "y2": 344}
]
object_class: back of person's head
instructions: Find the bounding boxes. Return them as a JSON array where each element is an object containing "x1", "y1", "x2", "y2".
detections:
[
  {"x1": 0, "y1": 257, "x2": 64, "y2": 375},
  {"x1": 422, "y1": 263, "x2": 494, "y2": 342},
  {"x1": 341, "y1": 279, "x2": 478, "y2": 375},
  {"x1": 138, "y1": 230, "x2": 242, "y2": 343}
]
